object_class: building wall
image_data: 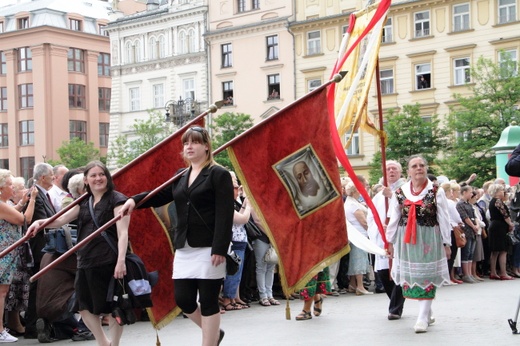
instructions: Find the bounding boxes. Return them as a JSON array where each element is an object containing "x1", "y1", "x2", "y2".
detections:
[
  {"x1": 106, "y1": 1, "x2": 209, "y2": 169},
  {"x1": 290, "y1": 0, "x2": 520, "y2": 177},
  {"x1": 205, "y1": 0, "x2": 295, "y2": 122},
  {"x1": 0, "y1": 0, "x2": 142, "y2": 178}
]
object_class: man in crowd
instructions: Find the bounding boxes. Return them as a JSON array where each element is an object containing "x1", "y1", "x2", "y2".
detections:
[{"x1": 367, "y1": 160, "x2": 406, "y2": 320}]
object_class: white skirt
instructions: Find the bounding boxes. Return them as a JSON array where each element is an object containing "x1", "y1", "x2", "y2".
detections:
[{"x1": 172, "y1": 243, "x2": 226, "y2": 280}]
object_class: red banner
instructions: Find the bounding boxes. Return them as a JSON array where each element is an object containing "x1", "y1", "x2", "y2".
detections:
[
  {"x1": 228, "y1": 87, "x2": 348, "y2": 294},
  {"x1": 112, "y1": 119, "x2": 204, "y2": 329}
]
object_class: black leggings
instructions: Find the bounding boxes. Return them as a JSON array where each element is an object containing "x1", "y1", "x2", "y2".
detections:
[{"x1": 174, "y1": 278, "x2": 223, "y2": 316}]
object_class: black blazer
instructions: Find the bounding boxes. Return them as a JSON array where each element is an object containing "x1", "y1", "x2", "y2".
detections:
[
  {"x1": 29, "y1": 184, "x2": 57, "y2": 265},
  {"x1": 133, "y1": 165, "x2": 234, "y2": 257},
  {"x1": 506, "y1": 143, "x2": 520, "y2": 177}
]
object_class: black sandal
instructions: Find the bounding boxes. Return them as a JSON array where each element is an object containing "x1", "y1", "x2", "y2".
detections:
[
  {"x1": 223, "y1": 303, "x2": 241, "y2": 311},
  {"x1": 313, "y1": 296, "x2": 323, "y2": 316},
  {"x1": 295, "y1": 310, "x2": 312, "y2": 321}
]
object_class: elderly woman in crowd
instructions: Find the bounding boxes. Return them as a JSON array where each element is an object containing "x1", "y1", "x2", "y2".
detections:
[
  {"x1": 440, "y1": 182, "x2": 464, "y2": 285},
  {"x1": 0, "y1": 170, "x2": 38, "y2": 342},
  {"x1": 470, "y1": 190, "x2": 486, "y2": 281},
  {"x1": 386, "y1": 155, "x2": 451, "y2": 333},
  {"x1": 344, "y1": 181, "x2": 372, "y2": 295},
  {"x1": 488, "y1": 183, "x2": 515, "y2": 280}
]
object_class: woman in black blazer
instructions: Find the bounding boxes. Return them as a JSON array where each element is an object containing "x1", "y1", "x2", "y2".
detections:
[{"x1": 120, "y1": 126, "x2": 234, "y2": 346}]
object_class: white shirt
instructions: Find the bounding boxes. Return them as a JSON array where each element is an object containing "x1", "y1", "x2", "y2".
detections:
[
  {"x1": 48, "y1": 184, "x2": 68, "y2": 212},
  {"x1": 386, "y1": 181, "x2": 452, "y2": 246}
]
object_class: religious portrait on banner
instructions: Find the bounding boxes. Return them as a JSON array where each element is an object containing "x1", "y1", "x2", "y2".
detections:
[{"x1": 273, "y1": 145, "x2": 339, "y2": 217}]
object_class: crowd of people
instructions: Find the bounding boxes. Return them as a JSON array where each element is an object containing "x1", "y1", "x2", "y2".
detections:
[{"x1": 1, "y1": 125, "x2": 520, "y2": 344}]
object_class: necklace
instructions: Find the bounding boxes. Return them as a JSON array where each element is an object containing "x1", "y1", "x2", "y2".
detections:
[{"x1": 410, "y1": 180, "x2": 428, "y2": 196}]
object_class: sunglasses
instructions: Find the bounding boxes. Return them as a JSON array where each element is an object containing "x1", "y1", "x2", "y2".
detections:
[{"x1": 189, "y1": 126, "x2": 205, "y2": 134}]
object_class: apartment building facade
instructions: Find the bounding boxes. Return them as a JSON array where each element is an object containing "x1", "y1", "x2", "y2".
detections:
[
  {"x1": 105, "y1": 0, "x2": 210, "y2": 169},
  {"x1": 288, "y1": 0, "x2": 520, "y2": 176},
  {"x1": 0, "y1": 0, "x2": 120, "y2": 179},
  {"x1": 205, "y1": 0, "x2": 295, "y2": 121}
]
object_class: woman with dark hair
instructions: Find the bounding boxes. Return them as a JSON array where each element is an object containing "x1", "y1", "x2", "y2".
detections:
[
  {"x1": 119, "y1": 126, "x2": 234, "y2": 346},
  {"x1": 386, "y1": 155, "x2": 451, "y2": 333},
  {"x1": 29, "y1": 161, "x2": 130, "y2": 346}
]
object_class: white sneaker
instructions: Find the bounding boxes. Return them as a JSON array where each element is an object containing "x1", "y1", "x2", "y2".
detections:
[
  {"x1": 0, "y1": 329, "x2": 18, "y2": 343},
  {"x1": 414, "y1": 321, "x2": 428, "y2": 333}
]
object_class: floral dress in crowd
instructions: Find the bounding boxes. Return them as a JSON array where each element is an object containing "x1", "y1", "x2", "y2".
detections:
[
  {"x1": 0, "y1": 218, "x2": 22, "y2": 285},
  {"x1": 386, "y1": 182, "x2": 451, "y2": 300},
  {"x1": 299, "y1": 267, "x2": 331, "y2": 301}
]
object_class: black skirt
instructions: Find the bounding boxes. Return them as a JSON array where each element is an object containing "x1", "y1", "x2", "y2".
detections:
[
  {"x1": 488, "y1": 219, "x2": 509, "y2": 252},
  {"x1": 74, "y1": 263, "x2": 115, "y2": 315}
]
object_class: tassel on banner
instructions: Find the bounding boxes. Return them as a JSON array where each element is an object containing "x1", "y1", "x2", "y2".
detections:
[
  {"x1": 285, "y1": 297, "x2": 291, "y2": 320},
  {"x1": 156, "y1": 329, "x2": 161, "y2": 346}
]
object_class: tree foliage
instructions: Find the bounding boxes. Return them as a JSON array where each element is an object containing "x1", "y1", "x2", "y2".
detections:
[
  {"x1": 109, "y1": 110, "x2": 171, "y2": 168},
  {"x1": 52, "y1": 137, "x2": 102, "y2": 168},
  {"x1": 441, "y1": 55, "x2": 520, "y2": 186},
  {"x1": 211, "y1": 112, "x2": 254, "y2": 169},
  {"x1": 368, "y1": 104, "x2": 446, "y2": 184}
]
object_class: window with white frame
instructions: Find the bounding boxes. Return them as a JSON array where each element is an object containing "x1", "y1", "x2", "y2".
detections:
[
  {"x1": 382, "y1": 18, "x2": 393, "y2": 43},
  {"x1": 238, "y1": 0, "x2": 246, "y2": 12},
  {"x1": 188, "y1": 28, "x2": 196, "y2": 53},
  {"x1": 453, "y1": 57, "x2": 471, "y2": 85},
  {"x1": 149, "y1": 37, "x2": 158, "y2": 60},
  {"x1": 69, "y1": 120, "x2": 87, "y2": 141},
  {"x1": 153, "y1": 83, "x2": 164, "y2": 108},
  {"x1": 134, "y1": 40, "x2": 141, "y2": 62},
  {"x1": 183, "y1": 79, "x2": 195, "y2": 100},
  {"x1": 0, "y1": 123, "x2": 7, "y2": 147},
  {"x1": 221, "y1": 43, "x2": 232, "y2": 68},
  {"x1": 19, "y1": 120, "x2": 34, "y2": 146},
  {"x1": 0, "y1": 21, "x2": 4, "y2": 33},
  {"x1": 0, "y1": 52, "x2": 5, "y2": 74},
  {"x1": 98, "y1": 88, "x2": 111, "y2": 112},
  {"x1": 414, "y1": 11, "x2": 430, "y2": 38},
  {"x1": 498, "y1": 0, "x2": 517, "y2": 24},
  {"x1": 0, "y1": 87, "x2": 6, "y2": 111},
  {"x1": 252, "y1": 0, "x2": 260, "y2": 10},
  {"x1": 179, "y1": 31, "x2": 187, "y2": 54},
  {"x1": 69, "y1": 19, "x2": 82, "y2": 31},
  {"x1": 125, "y1": 42, "x2": 133, "y2": 63},
  {"x1": 307, "y1": 79, "x2": 321, "y2": 92},
  {"x1": 415, "y1": 63, "x2": 431, "y2": 89},
  {"x1": 159, "y1": 35, "x2": 166, "y2": 58},
  {"x1": 380, "y1": 69, "x2": 394, "y2": 94},
  {"x1": 345, "y1": 130, "x2": 360, "y2": 156},
  {"x1": 498, "y1": 49, "x2": 518, "y2": 77},
  {"x1": 266, "y1": 35, "x2": 279, "y2": 61},
  {"x1": 129, "y1": 87, "x2": 140, "y2": 111},
  {"x1": 223, "y1": 81, "x2": 234, "y2": 105},
  {"x1": 453, "y1": 3, "x2": 470, "y2": 31},
  {"x1": 267, "y1": 74, "x2": 280, "y2": 99},
  {"x1": 99, "y1": 123, "x2": 109, "y2": 147},
  {"x1": 307, "y1": 31, "x2": 321, "y2": 55}
]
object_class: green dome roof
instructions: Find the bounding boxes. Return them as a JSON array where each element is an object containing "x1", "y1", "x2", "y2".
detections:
[{"x1": 492, "y1": 124, "x2": 520, "y2": 151}]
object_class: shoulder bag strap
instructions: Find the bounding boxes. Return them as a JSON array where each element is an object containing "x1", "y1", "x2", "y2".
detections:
[{"x1": 89, "y1": 196, "x2": 118, "y2": 254}]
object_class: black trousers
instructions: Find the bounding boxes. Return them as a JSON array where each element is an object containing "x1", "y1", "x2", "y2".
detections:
[{"x1": 377, "y1": 268, "x2": 405, "y2": 316}]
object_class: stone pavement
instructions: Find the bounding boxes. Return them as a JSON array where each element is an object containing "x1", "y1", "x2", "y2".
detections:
[{"x1": 14, "y1": 279, "x2": 520, "y2": 345}]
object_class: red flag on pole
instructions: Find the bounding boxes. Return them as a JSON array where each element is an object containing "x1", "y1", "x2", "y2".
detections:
[
  {"x1": 228, "y1": 86, "x2": 348, "y2": 295},
  {"x1": 112, "y1": 119, "x2": 204, "y2": 329}
]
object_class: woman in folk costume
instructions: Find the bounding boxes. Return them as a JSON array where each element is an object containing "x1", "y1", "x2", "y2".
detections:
[{"x1": 386, "y1": 155, "x2": 451, "y2": 333}]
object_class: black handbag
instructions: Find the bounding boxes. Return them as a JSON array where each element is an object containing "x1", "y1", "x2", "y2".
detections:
[
  {"x1": 244, "y1": 219, "x2": 263, "y2": 241},
  {"x1": 88, "y1": 197, "x2": 158, "y2": 320},
  {"x1": 507, "y1": 231, "x2": 520, "y2": 246},
  {"x1": 226, "y1": 250, "x2": 240, "y2": 275}
]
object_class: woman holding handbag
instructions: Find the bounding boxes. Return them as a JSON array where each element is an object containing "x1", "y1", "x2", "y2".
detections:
[
  {"x1": 28, "y1": 161, "x2": 130, "y2": 346},
  {"x1": 119, "y1": 126, "x2": 234, "y2": 346}
]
